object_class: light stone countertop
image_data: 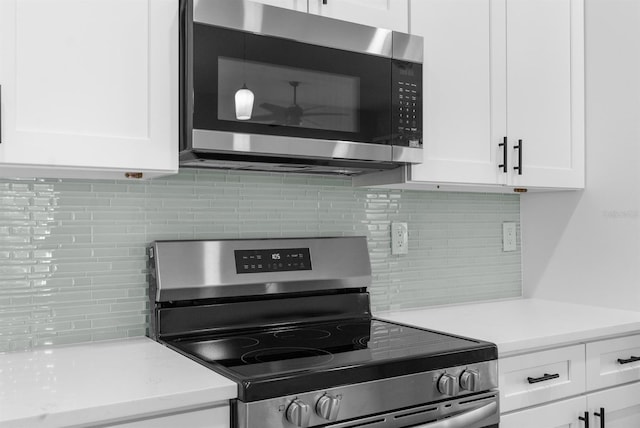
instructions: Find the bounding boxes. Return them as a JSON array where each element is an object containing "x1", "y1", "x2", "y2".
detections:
[
  {"x1": 378, "y1": 298, "x2": 640, "y2": 356},
  {"x1": 5, "y1": 299, "x2": 640, "y2": 427},
  {"x1": 0, "y1": 337, "x2": 237, "y2": 428}
]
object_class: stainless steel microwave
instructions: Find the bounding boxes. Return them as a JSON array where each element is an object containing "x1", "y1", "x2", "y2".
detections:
[{"x1": 179, "y1": 0, "x2": 424, "y2": 176}]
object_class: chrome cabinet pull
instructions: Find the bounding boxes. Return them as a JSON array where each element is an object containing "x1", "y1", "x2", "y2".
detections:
[
  {"x1": 513, "y1": 139, "x2": 523, "y2": 175},
  {"x1": 498, "y1": 136, "x2": 507, "y2": 173},
  {"x1": 527, "y1": 373, "x2": 559, "y2": 384},
  {"x1": 594, "y1": 407, "x2": 605, "y2": 428}
]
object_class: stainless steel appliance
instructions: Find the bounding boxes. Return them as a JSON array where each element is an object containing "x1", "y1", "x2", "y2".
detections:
[
  {"x1": 148, "y1": 237, "x2": 499, "y2": 428},
  {"x1": 179, "y1": 0, "x2": 424, "y2": 176}
]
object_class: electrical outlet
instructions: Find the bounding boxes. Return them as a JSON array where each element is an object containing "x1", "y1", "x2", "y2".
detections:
[
  {"x1": 391, "y1": 222, "x2": 409, "y2": 255},
  {"x1": 503, "y1": 222, "x2": 517, "y2": 252}
]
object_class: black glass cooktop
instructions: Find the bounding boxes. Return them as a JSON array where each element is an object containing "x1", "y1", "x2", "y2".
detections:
[{"x1": 168, "y1": 318, "x2": 497, "y2": 401}]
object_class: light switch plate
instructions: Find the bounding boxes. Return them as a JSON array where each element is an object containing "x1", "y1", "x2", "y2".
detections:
[
  {"x1": 391, "y1": 222, "x2": 409, "y2": 255},
  {"x1": 503, "y1": 222, "x2": 517, "y2": 252}
]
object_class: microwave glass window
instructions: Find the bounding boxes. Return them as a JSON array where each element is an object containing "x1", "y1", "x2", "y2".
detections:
[
  {"x1": 192, "y1": 24, "x2": 393, "y2": 144},
  {"x1": 218, "y1": 57, "x2": 360, "y2": 133}
]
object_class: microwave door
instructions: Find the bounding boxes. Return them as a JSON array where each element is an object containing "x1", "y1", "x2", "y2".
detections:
[{"x1": 190, "y1": 24, "x2": 393, "y2": 146}]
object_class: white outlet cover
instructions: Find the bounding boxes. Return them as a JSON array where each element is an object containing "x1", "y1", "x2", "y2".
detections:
[
  {"x1": 503, "y1": 222, "x2": 517, "y2": 252},
  {"x1": 391, "y1": 222, "x2": 409, "y2": 255}
]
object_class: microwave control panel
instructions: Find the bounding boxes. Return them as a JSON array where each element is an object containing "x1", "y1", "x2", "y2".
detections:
[{"x1": 392, "y1": 61, "x2": 423, "y2": 148}]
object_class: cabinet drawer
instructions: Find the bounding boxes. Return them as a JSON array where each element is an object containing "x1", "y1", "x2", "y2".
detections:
[
  {"x1": 586, "y1": 334, "x2": 640, "y2": 391},
  {"x1": 499, "y1": 344, "x2": 585, "y2": 412}
]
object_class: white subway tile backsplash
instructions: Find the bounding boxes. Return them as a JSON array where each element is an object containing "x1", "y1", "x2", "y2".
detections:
[{"x1": 0, "y1": 170, "x2": 521, "y2": 352}]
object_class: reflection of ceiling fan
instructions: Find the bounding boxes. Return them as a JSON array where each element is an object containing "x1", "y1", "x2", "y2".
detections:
[{"x1": 251, "y1": 81, "x2": 346, "y2": 126}]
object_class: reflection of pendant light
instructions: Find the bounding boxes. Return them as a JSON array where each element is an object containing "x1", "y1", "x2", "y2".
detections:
[
  {"x1": 235, "y1": 84, "x2": 254, "y2": 120},
  {"x1": 235, "y1": 34, "x2": 254, "y2": 120}
]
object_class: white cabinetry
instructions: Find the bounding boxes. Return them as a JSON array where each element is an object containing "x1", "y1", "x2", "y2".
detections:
[
  {"x1": 499, "y1": 345, "x2": 585, "y2": 413},
  {"x1": 308, "y1": 0, "x2": 408, "y2": 32},
  {"x1": 248, "y1": 0, "x2": 307, "y2": 12},
  {"x1": 500, "y1": 333, "x2": 640, "y2": 427},
  {"x1": 0, "y1": 0, "x2": 178, "y2": 180},
  {"x1": 409, "y1": 0, "x2": 506, "y2": 187},
  {"x1": 501, "y1": 396, "x2": 586, "y2": 428},
  {"x1": 587, "y1": 382, "x2": 640, "y2": 428},
  {"x1": 373, "y1": 0, "x2": 584, "y2": 191},
  {"x1": 252, "y1": 0, "x2": 408, "y2": 31}
]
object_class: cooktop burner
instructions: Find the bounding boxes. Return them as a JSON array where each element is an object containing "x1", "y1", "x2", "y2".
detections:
[{"x1": 168, "y1": 317, "x2": 495, "y2": 401}]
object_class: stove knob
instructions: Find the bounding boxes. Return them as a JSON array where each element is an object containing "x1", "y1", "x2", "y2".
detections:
[
  {"x1": 437, "y1": 373, "x2": 460, "y2": 396},
  {"x1": 316, "y1": 394, "x2": 341, "y2": 421},
  {"x1": 460, "y1": 369, "x2": 480, "y2": 392},
  {"x1": 286, "y1": 399, "x2": 311, "y2": 428}
]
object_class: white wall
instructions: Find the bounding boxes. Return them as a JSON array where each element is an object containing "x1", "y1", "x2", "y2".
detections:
[{"x1": 521, "y1": 0, "x2": 640, "y2": 310}]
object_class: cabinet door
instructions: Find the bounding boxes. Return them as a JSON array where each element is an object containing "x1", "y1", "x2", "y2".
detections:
[
  {"x1": 588, "y1": 382, "x2": 640, "y2": 428},
  {"x1": 506, "y1": 0, "x2": 584, "y2": 189},
  {"x1": 409, "y1": 0, "x2": 507, "y2": 186},
  {"x1": 247, "y1": 0, "x2": 307, "y2": 12},
  {"x1": 308, "y1": 0, "x2": 408, "y2": 32},
  {"x1": 500, "y1": 396, "x2": 587, "y2": 428},
  {"x1": 0, "y1": 0, "x2": 178, "y2": 180}
]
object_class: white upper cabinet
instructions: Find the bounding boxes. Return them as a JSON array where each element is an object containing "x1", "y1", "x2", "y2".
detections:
[
  {"x1": 0, "y1": 0, "x2": 179, "y2": 180},
  {"x1": 308, "y1": 0, "x2": 408, "y2": 32},
  {"x1": 247, "y1": 0, "x2": 307, "y2": 12},
  {"x1": 409, "y1": 0, "x2": 506, "y2": 186},
  {"x1": 251, "y1": 0, "x2": 409, "y2": 32},
  {"x1": 506, "y1": 0, "x2": 584, "y2": 189},
  {"x1": 408, "y1": 0, "x2": 584, "y2": 191}
]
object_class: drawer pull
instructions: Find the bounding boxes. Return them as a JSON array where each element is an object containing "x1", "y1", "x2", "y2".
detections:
[
  {"x1": 594, "y1": 407, "x2": 605, "y2": 428},
  {"x1": 579, "y1": 411, "x2": 590, "y2": 428},
  {"x1": 617, "y1": 355, "x2": 640, "y2": 365},
  {"x1": 527, "y1": 373, "x2": 560, "y2": 384}
]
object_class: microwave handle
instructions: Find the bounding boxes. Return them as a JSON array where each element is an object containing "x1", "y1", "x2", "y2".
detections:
[{"x1": 409, "y1": 401, "x2": 497, "y2": 428}]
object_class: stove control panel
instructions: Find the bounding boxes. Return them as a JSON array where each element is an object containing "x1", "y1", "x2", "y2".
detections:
[
  {"x1": 237, "y1": 360, "x2": 498, "y2": 428},
  {"x1": 235, "y1": 248, "x2": 312, "y2": 274},
  {"x1": 437, "y1": 368, "x2": 483, "y2": 397}
]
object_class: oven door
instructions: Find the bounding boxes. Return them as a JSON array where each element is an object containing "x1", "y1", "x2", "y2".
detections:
[{"x1": 325, "y1": 391, "x2": 499, "y2": 428}]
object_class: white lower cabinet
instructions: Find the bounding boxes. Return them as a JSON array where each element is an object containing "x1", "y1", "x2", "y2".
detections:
[
  {"x1": 587, "y1": 382, "x2": 640, "y2": 428},
  {"x1": 500, "y1": 396, "x2": 586, "y2": 428},
  {"x1": 586, "y1": 334, "x2": 640, "y2": 391},
  {"x1": 498, "y1": 333, "x2": 640, "y2": 427},
  {"x1": 499, "y1": 345, "x2": 585, "y2": 413}
]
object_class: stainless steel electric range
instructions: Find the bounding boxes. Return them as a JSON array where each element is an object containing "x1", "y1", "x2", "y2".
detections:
[{"x1": 148, "y1": 237, "x2": 499, "y2": 428}]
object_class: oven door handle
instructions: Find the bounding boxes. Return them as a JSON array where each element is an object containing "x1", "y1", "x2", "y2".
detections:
[{"x1": 411, "y1": 401, "x2": 498, "y2": 428}]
